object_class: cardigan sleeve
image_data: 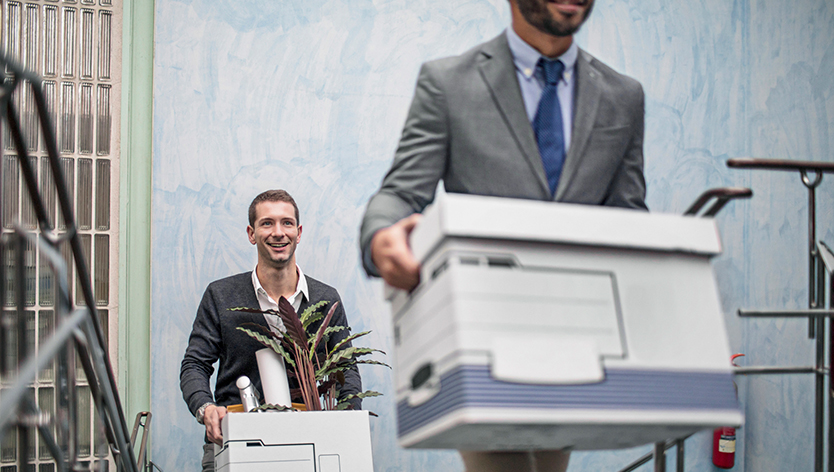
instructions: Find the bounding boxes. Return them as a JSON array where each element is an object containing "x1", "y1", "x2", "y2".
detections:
[{"x1": 180, "y1": 284, "x2": 222, "y2": 416}]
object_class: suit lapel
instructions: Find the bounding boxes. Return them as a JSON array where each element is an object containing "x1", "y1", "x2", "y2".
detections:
[
  {"x1": 555, "y1": 49, "x2": 601, "y2": 200},
  {"x1": 478, "y1": 34, "x2": 550, "y2": 197}
]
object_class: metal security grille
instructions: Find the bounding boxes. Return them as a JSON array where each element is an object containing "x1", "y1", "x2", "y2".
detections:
[{"x1": 0, "y1": 0, "x2": 121, "y2": 470}]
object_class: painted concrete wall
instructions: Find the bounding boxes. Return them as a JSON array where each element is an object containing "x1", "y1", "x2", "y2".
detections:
[{"x1": 150, "y1": 0, "x2": 834, "y2": 470}]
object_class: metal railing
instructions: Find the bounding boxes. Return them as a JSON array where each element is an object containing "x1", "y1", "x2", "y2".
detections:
[
  {"x1": 130, "y1": 412, "x2": 153, "y2": 471},
  {"x1": 617, "y1": 436, "x2": 690, "y2": 472},
  {"x1": 726, "y1": 157, "x2": 834, "y2": 472},
  {"x1": 0, "y1": 54, "x2": 140, "y2": 472}
]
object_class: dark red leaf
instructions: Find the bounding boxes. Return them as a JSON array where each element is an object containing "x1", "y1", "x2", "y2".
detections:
[
  {"x1": 317, "y1": 377, "x2": 338, "y2": 395},
  {"x1": 277, "y1": 297, "x2": 308, "y2": 351}
]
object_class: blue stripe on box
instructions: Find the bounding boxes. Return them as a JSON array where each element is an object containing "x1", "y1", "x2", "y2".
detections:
[{"x1": 397, "y1": 365, "x2": 739, "y2": 438}]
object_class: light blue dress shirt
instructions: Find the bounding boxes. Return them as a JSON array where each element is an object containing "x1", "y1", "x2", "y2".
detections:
[{"x1": 506, "y1": 27, "x2": 578, "y2": 153}]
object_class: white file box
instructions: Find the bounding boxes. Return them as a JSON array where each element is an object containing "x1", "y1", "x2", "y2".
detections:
[
  {"x1": 215, "y1": 410, "x2": 374, "y2": 471},
  {"x1": 389, "y1": 193, "x2": 743, "y2": 451}
]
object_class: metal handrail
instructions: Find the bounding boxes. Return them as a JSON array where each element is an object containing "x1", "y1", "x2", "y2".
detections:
[
  {"x1": 727, "y1": 156, "x2": 833, "y2": 472},
  {"x1": 683, "y1": 187, "x2": 753, "y2": 217},
  {"x1": 819, "y1": 242, "x2": 834, "y2": 275},
  {"x1": 730, "y1": 157, "x2": 830, "y2": 339},
  {"x1": 131, "y1": 412, "x2": 153, "y2": 471},
  {"x1": 738, "y1": 309, "x2": 834, "y2": 318},
  {"x1": 0, "y1": 54, "x2": 140, "y2": 472},
  {"x1": 727, "y1": 157, "x2": 834, "y2": 173},
  {"x1": 617, "y1": 436, "x2": 690, "y2": 472}
]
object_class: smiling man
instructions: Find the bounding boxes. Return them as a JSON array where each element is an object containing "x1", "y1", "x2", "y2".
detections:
[
  {"x1": 360, "y1": 0, "x2": 646, "y2": 470},
  {"x1": 181, "y1": 189, "x2": 362, "y2": 472}
]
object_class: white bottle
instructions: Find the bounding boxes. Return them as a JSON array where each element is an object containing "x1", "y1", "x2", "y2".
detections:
[{"x1": 236, "y1": 376, "x2": 260, "y2": 412}]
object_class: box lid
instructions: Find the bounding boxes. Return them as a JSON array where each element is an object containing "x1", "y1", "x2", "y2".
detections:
[{"x1": 409, "y1": 193, "x2": 722, "y2": 262}]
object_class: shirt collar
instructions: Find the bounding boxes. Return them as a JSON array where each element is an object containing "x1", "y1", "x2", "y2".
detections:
[
  {"x1": 506, "y1": 27, "x2": 579, "y2": 82},
  {"x1": 251, "y1": 264, "x2": 308, "y2": 306},
  {"x1": 294, "y1": 265, "x2": 309, "y2": 303}
]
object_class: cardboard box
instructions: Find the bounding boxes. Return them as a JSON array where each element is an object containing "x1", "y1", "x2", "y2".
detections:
[
  {"x1": 215, "y1": 410, "x2": 374, "y2": 471},
  {"x1": 389, "y1": 193, "x2": 743, "y2": 451}
]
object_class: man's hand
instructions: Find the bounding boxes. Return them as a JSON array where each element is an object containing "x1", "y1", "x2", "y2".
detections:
[
  {"x1": 204, "y1": 404, "x2": 227, "y2": 445},
  {"x1": 371, "y1": 213, "x2": 422, "y2": 291}
]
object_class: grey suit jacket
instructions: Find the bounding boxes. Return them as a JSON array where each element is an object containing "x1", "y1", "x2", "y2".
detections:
[{"x1": 360, "y1": 32, "x2": 648, "y2": 275}]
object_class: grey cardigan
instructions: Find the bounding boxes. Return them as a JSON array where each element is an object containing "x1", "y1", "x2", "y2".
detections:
[{"x1": 180, "y1": 272, "x2": 362, "y2": 416}]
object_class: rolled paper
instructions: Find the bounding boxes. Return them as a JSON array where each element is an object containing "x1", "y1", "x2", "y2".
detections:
[{"x1": 255, "y1": 348, "x2": 292, "y2": 408}]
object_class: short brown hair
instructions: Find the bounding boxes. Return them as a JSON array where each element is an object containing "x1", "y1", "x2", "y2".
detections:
[{"x1": 248, "y1": 190, "x2": 300, "y2": 227}]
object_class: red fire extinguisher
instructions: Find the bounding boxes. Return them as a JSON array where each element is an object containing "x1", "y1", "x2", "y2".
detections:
[
  {"x1": 713, "y1": 354, "x2": 743, "y2": 469},
  {"x1": 712, "y1": 426, "x2": 736, "y2": 468}
]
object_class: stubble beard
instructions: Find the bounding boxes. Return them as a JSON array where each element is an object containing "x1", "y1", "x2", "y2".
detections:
[
  {"x1": 516, "y1": 0, "x2": 594, "y2": 37},
  {"x1": 261, "y1": 241, "x2": 296, "y2": 270}
]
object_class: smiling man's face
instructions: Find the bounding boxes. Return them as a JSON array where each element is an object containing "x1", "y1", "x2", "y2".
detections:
[
  {"x1": 247, "y1": 201, "x2": 302, "y2": 269},
  {"x1": 514, "y1": 0, "x2": 595, "y2": 38}
]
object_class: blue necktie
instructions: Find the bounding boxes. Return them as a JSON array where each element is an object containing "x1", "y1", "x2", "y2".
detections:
[{"x1": 534, "y1": 59, "x2": 566, "y2": 197}]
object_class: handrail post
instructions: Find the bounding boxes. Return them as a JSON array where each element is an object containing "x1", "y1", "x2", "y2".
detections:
[
  {"x1": 814, "y1": 251, "x2": 825, "y2": 471},
  {"x1": 801, "y1": 169, "x2": 823, "y2": 339},
  {"x1": 822, "y1": 241, "x2": 834, "y2": 472},
  {"x1": 653, "y1": 441, "x2": 666, "y2": 472},
  {"x1": 675, "y1": 438, "x2": 684, "y2": 472}
]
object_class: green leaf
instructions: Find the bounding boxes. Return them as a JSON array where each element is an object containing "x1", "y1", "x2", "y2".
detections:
[
  {"x1": 299, "y1": 301, "x2": 328, "y2": 330},
  {"x1": 307, "y1": 325, "x2": 346, "y2": 351},
  {"x1": 318, "y1": 359, "x2": 390, "y2": 379},
  {"x1": 328, "y1": 330, "x2": 372, "y2": 356},
  {"x1": 236, "y1": 321, "x2": 282, "y2": 340},
  {"x1": 316, "y1": 347, "x2": 384, "y2": 378},
  {"x1": 353, "y1": 359, "x2": 390, "y2": 368},
  {"x1": 230, "y1": 306, "x2": 280, "y2": 316},
  {"x1": 236, "y1": 326, "x2": 296, "y2": 368},
  {"x1": 335, "y1": 391, "x2": 384, "y2": 410},
  {"x1": 253, "y1": 403, "x2": 297, "y2": 412}
]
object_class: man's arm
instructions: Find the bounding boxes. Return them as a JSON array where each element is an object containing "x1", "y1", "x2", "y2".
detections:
[
  {"x1": 180, "y1": 286, "x2": 223, "y2": 443},
  {"x1": 360, "y1": 61, "x2": 450, "y2": 283}
]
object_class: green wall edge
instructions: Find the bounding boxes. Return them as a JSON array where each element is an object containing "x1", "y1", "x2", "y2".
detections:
[{"x1": 118, "y1": 0, "x2": 154, "y2": 420}]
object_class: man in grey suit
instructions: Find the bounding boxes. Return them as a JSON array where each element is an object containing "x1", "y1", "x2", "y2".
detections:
[{"x1": 360, "y1": 0, "x2": 646, "y2": 470}]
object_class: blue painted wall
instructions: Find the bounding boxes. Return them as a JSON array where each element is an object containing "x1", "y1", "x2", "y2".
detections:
[{"x1": 150, "y1": 1, "x2": 834, "y2": 470}]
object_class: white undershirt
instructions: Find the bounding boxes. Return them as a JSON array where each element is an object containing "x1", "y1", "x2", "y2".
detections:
[{"x1": 251, "y1": 264, "x2": 309, "y2": 335}]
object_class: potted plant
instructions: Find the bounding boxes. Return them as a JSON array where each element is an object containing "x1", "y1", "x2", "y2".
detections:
[
  {"x1": 213, "y1": 297, "x2": 386, "y2": 471},
  {"x1": 234, "y1": 297, "x2": 388, "y2": 411}
]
